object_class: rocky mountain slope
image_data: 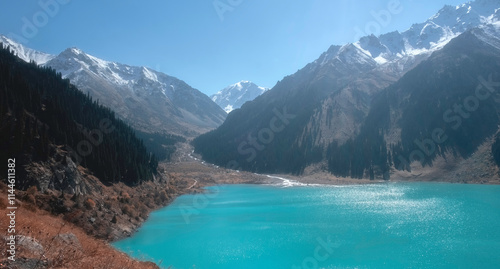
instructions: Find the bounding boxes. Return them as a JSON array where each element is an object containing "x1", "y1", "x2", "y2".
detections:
[{"x1": 46, "y1": 48, "x2": 226, "y2": 137}]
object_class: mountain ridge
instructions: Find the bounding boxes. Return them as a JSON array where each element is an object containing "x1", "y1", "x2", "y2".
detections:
[{"x1": 0, "y1": 35, "x2": 54, "y2": 64}]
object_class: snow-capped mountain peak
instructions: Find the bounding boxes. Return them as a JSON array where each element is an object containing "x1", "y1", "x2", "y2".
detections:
[
  {"x1": 318, "y1": 0, "x2": 499, "y2": 70},
  {"x1": 211, "y1": 81, "x2": 269, "y2": 113},
  {"x1": 48, "y1": 47, "x2": 180, "y2": 90},
  {"x1": 233, "y1": 80, "x2": 253, "y2": 91}
]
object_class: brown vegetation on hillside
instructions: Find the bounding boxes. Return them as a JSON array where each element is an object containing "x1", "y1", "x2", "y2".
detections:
[{"x1": 0, "y1": 185, "x2": 159, "y2": 268}]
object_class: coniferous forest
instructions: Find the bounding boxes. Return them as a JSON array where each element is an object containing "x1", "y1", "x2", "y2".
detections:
[
  {"x1": 134, "y1": 130, "x2": 186, "y2": 161},
  {"x1": 0, "y1": 45, "x2": 158, "y2": 186}
]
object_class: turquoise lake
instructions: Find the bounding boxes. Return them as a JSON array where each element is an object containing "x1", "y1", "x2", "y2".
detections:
[{"x1": 113, "y1": 183, "x2": 500, "y2": 268}]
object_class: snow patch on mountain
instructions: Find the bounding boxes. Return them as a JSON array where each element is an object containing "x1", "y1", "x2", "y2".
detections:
[
  {"x1": 474, "y1": 21, "x2": 500, "y2": 50},
  {"x1": 224, "y1": 105, "x2": 234, "y2": 113}
]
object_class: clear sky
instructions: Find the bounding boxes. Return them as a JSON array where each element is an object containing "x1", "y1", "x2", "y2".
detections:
[{"x1": 0, "y1": 0, "x2": 466, "y2": 96}]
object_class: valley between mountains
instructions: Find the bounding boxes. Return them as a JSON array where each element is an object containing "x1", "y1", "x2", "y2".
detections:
[{"x1": 1, "y1": 0, "x2": 500, "y2": 268}]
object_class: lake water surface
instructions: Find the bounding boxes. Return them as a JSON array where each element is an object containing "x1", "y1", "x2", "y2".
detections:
[{"x1": 113, "y1": 182, "x2": 500, "y2": 268}]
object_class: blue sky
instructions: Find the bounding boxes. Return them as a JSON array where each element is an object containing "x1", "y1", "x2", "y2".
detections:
[{"x1": 0, "y1": 0, "x2": 466, "y2": 95}]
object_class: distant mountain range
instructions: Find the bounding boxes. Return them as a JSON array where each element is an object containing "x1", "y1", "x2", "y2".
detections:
[
  {"x1": 0, "y1": 36, "x2": 227, "y2": 137},
  {"x1": 194, "y1": 0, "x2": 500, "y2": 181},
  {"x1": 211, "y1": 81, "x2": 269, "y2": 113}
]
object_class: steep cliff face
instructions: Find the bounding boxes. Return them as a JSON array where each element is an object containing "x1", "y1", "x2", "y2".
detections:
[{"x1": 23, "y1": 147, "x2": 101, "y2": 195}]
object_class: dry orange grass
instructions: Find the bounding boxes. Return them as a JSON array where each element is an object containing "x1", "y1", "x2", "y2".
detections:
[{"x1": 0, "y1": 197, "x2": 159, "y2": 269}]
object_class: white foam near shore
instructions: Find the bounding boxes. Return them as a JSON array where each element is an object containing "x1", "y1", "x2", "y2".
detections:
[
  {"x1": 266, "y1": 175, "x2": 320, "y2": 187},
  {"x1": 265, "y1": 175, "x2": 363, "y2": 188}
]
